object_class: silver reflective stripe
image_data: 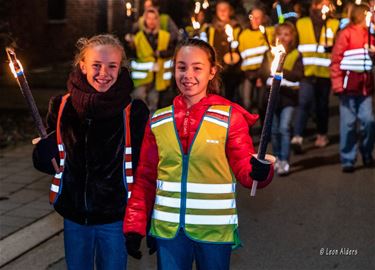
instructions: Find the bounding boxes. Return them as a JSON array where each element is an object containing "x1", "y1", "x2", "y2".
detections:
[
  {"x1": 343, "y1": 72, "x2": 349, "y2": 89},
  {"x1": 50, "y1": 184, "x2": 59, "y2": 193},
  {"x1": 151, "y1": 117, "x2": 173, "y2": 128},
  {"x1": 203, "y1": 116, "x2": 228, "y2": 128},
  {"x1": 241, "y1": 56, "x2": 264, "y2": 67},
  {"x1": 153, "y1": 209, "x2": 180, "y2": 223},
  {"x1": 185, "y1": 214, "x2": 238, "y2": 225},
  {"x1": 164, "y1": 60, "x2": 173, "y2": 69},
  {"x1": 58, "y1": 144, "x2": 64, "y2": 151},
  {"x1": 240, "y1": 46, "x2": 268, "y2": 58},
  {"x1": 298, "y1": 44, "x2": 325, "y2": 53},
  {"x1": 302, "y1": 57, "x2": 331, "y2": 67},
  {"x1": 132, "y1": 71, "x2": 148, "y2": 79},
  {"x1": 125, "y1": 162, "x2": 132, "y2": 169},
  {"x1": 131, "y1": 61, "x2": 154, "y2": 70},
  {"x1": 59, "y1": 159, "x2": 65, "y2": 166},
  {"x1": 266, "y1": 77, "x2": 299, "y2": 87},
  {"x1": 343, "y1": 48, "x2": 367, "y2": 56},
  {"x1": 163, "y1": 72, "x2": 172, "y2": 80},
  {"x1": 157, "y1": 180, "x2": 236, "y2": 194},
  {"x1": 128, "y1": 191, "x2": 132, "y2": 198},
  {"x1": 125, "y1": 147, "x2": 132, "y2": 154},
  {"x1": 207, "y1": 108, "x2": 230, "y2": 116},
  {"x1": 153, "y1": 110, "x2": 172, "y2": 118},
  {"x1": 339, "y1": 64, "x2": 372, "y2": 71},
  {"x1": 340, "y1": 59, "x2": 372, "y2": 66},
  {"x1": 126, "y1": 176, "x2": 134, "y2": 183},
  {"x1": 54, "y1": 172, "x2": 62, "y2": 179},
  {"x1": 155, "y1": 195, "x2": 236, "y2": 209}
]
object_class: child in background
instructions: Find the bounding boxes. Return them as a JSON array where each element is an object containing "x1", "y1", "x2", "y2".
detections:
[
  {"x1": 123, "y1": 38, "x2": 274, "y2": 270},
  {"x1": 330, "y1": 4, "x2": 375, "y2": 172},
  {"x1": 32, "y1": 34, "x2": 149, "y2": 269},
  {"x1": 259, "y1": 22, "x2": 303, "y2": 175}
]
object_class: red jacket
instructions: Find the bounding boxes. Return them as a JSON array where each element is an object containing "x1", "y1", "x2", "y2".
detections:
[
  {"x1": 330, "y1": 24, "x2": 374, "y2": 96},
  {"x1": 123, "y1": 94, "x2": 274, "y2": 236}
]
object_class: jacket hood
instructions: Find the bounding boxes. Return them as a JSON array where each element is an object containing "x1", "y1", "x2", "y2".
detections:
[{"x1": 174, "y1": 94, "x2": 259, "y2": 127}]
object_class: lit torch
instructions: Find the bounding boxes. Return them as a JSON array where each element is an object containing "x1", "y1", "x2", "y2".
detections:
[
  {"x1": 250, "y1": 43, "x2": 286, "y2": 196},
  {"x1": 194, "y1": 1, "x2": 201, "y2": 14},
  {"x1": 202, "y1": 0, "x2": 209, "y2": 10},
  {"x1": 5, "y1": 47, "x2": 60, "y2": 172},
  {"x1": 259, "y1": 25, "x2": 271, "y2": 50},
  {"x1": 125, "y1": 1, "x2": 132, "y2": 17},
  {"x1": 321, "y1": 4, "x2": 330, "y2": 47},
  {"x1": 225, "y1": 24, "x2": 234, "y2": 62}
]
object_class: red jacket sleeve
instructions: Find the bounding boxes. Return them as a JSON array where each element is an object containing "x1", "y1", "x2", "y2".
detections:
[
  {"x1": 226, "y1": 108, "x2": 273, "y2": 190},
  {"x1": 330, "y1": 29, "x2": 348, "y2": 94},
  {"x1": 123, "y1": 121, "x2": 158, "y2": 236}
]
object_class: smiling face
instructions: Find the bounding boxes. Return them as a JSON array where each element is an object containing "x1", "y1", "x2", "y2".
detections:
[
  {"x1": 276, "y1": 26, "x2": 293, "y2": 49},
  {"x1": 79, "y1": 45, "x2": 122, "y2": 92},
  {"x1": 175, "y1": 46, "x2": 216, "y2": 107}
]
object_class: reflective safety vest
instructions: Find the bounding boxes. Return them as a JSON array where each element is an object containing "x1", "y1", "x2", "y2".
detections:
[
  {"x1": 266, "y1": 49, "x2": 300, "y2": 89},
  {"x1": 340, "y1": 48, "x2": 373, "y2": 72},
  {"x1": 49, "y1": 94, "x2": 134, "y2": 204},
  {"x1": 297, "y1": 17, "x2": 339, "y2": 78},
  {"x1": 149, "y1": 105, "x2": 240, "y2": 246},
  {"x1": 131, "y1": 30, "x2": 172, "y2": 91},
  {"x1": 238, "y1": 27, "x2": 274, "y2": 71}
]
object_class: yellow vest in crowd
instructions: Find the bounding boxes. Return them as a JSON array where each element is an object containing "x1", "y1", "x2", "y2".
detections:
[
  {"x1": 149, "y1": 105, "x2": 240, "y2": 247},
  {"x1": 131, "y1": 30, "x2": 172, "y2": 91},
  {"x1": 238, "y1": 27, "x2": 274, "y2": 71},
  {"x1": 296, "y1": 17, "x2": 339, "y2": 78}
]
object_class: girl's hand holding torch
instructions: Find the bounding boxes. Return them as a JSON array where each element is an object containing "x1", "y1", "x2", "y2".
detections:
[{"x1": 250, "y1": 43, "x2": 286, "y2": 197}]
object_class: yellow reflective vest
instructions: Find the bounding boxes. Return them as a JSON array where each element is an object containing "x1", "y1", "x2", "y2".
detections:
[
  {"x1": 149, "y1": 105, "x2": 240, "y2": 247},
  {"x1": 238, "y1": 27, "x2": 274, "y2": 71},
  {"x1": 131, "y1": 30, "x2": 172, "y2": 91},
  {"x1": 296, "y1": 17, "x2": 339, "y2": 78}
]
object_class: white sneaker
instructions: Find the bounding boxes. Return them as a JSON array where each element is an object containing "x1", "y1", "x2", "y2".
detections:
[
  {"x1": 277, "y1": 160, "x2": 290, "y2": 176},
  {"x1": 291, "y1": 136, "x2": 303, "y2": 154},
  {"x1": 274, "y1": 158, "x2": 280, "y2": 171}
]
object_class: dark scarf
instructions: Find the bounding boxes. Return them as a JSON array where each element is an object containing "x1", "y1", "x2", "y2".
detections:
[{"x1": 68, "y1": 68, "x2": 133, "y2": 120}]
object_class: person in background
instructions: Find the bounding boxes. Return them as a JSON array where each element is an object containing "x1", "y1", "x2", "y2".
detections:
[
  {"x1": 259, "y1": 22, "x2": 303, "y2": 176},
  {"x1": 238, "y1": 6, "x2": 274, "y2": 112},
  {"x1": 330, "y1": 3, "x2": 375, "y2": 172},
  {"x1": 123, "y1": 38, "x2": 274, "y2": 270},
  {"x1": 206, "y1": 0, "x2": 243, "y2": 101},
  {"x1": 291, "y1": 0, "x2": 339, "y2": 153},
  {"x1": 32, "y1": 34, "x2": 149, "y2": 269},
  {"x1": 127, "y1": 8, "x2": 177, "y2": 113}
]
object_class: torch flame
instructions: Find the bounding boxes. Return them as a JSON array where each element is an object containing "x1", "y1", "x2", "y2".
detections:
[
  {"x1": 259, "y1": 25, "x2": 265, "y2": 34},
  {"x1": 191, "y1": 17, "x2": 201, "y2": 30},
  {"x1": 354, "y1": 0, "x2": 361, "y2": 5},
  {"x1": 336, "y1": 0, "x2": 342, "y2": 6},
  {"x1": 225, "y1": 24, "x2": 234, "y2": 43},
  {"x1": 270, "y1": 41, "x2": 286, "y2": 76},
  {"x1": 6, "y1": 48, "x2": 24, "y2": 78},
  {"x1": 126, "y1": 2, "x2": 132, "y2": 17},
  {"x1": 321, "y1": 4, "x2": 329, "y2": 20},
  {"x1": 194, "y1": 2, "x2": 201, "y2": 14},
  {"x1": 202, "y1": 0, "x2": 209, "y2": 10}
]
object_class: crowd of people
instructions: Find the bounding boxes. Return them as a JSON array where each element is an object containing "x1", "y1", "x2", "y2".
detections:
[
  {"x1": 124, "y1": 0, "x2": 374, "y2": 175},
  {"x1": 31, "y1": 0, "x2": 374, "y2": 269}
]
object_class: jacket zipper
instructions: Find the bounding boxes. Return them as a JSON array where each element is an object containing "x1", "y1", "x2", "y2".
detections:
[
  {"x1": 180, "y1": 155, "x2": 188, "y2": 229},
  {"x1": 84, "y1": 118, "x2": 92, "y2": 224}
]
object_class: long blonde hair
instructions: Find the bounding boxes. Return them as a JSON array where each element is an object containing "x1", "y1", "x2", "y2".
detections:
[{"x1": 73, "y1": 34, "x2": 127, "y2": 68}]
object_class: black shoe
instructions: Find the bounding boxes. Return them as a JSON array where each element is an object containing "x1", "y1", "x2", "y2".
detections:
[
  {"x1": 363, "y1": 157, "x2": 374, "y2": 168},
  {"x1": 342, "y1": 166, "x2": 355, "y2": 173}
]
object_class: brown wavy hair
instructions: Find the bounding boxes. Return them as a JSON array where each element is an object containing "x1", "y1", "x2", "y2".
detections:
[{"x1": 173, "y1": 38, "x2": 222, "y2": 94}]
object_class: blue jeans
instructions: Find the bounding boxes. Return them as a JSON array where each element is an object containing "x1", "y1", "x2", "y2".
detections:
[
  {"x1": 339, "y1": 95, "x2": 375, "y2": 166},
  {"x1": 294, "y1": 78, "x2": 331, "y2": 136},
  {"x1": 272, "y1": 106, "x2": 295, "y2": 161},
  {"x1": 64, "y1": 219, "x2": 126, "y2": 270},
  {"x1": 156, "y1": 229, "x2": 232, "y2": 270}
]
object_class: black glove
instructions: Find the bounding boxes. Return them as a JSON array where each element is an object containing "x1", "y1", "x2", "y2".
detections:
[
  {"x1": 249, "y1": 156, "x2": 272, "y2": 182},
  {"x1": 146, "y1": 235, "x2": 157, "y2": 255},
  {"x1": 32, "y1": 132, "x2": 59, "y2": 175},
  {"x1": 125, "y1": 232, "x2": 143, "y2": 259}
]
